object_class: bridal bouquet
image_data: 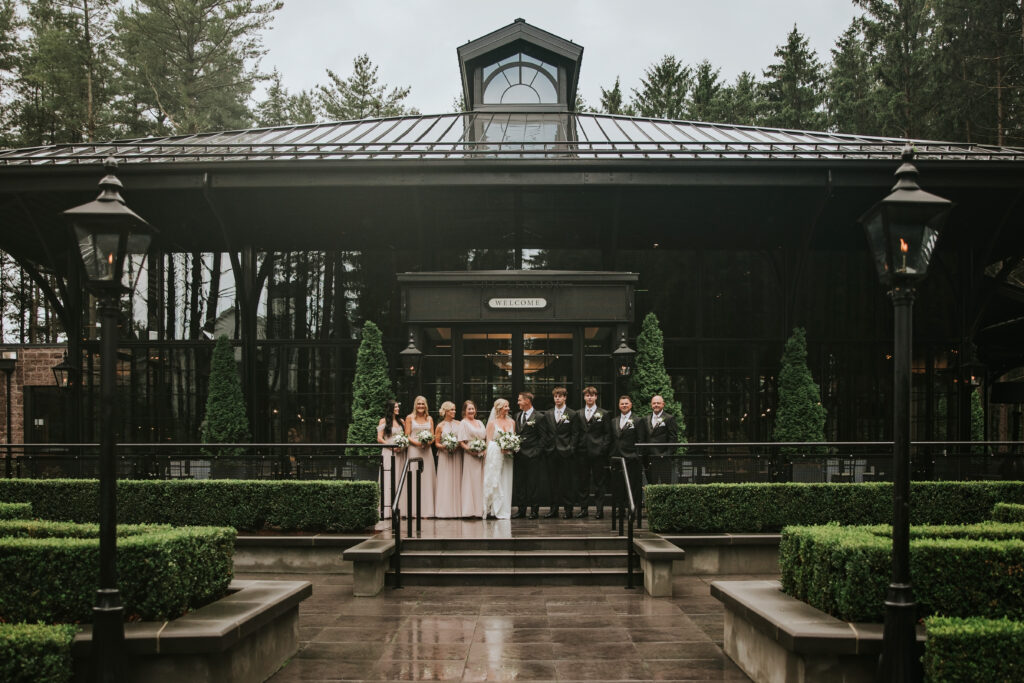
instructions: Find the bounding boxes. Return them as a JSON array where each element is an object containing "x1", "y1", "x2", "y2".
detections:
[
  {"x1": 392, "y1": 433, "x2": 409, "y2": 449},
  {"x1": 415, "y1": 429, "x2": 434, "y2": 445},
  {"x1": 441, "y1": 432, "x2": 459, "y2": 451},
  {"x1": 468, "y1": 438, "x2": 486, "y2": 455},
  {"x1": 496, "y1": 431, "x2": 521, "y2": 456}
]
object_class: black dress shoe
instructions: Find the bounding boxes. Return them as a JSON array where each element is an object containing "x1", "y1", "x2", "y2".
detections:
[
  {"x1": 595, "y1": 510, "x2": 604, "y2": 519},
  {"x1": 575, "y1": 509, "x2": 588, "y2": 518},
  {"x1": 527, "y1": 511, "x2": 538, "y2": 520},
  {"x1": 511, "y1": 509, "x2": 526, "y2": 519},
  {"x1": 560, "y1": 511, "x2": 571, "y2": 519},
  {"x1": 542, "y1": 510, "x2": 557, "y2": 518}
]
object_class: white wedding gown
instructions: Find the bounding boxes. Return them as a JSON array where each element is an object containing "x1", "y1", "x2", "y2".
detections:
[{"x1": 483, "y1": 429, "x2": 514, "y2": 519}]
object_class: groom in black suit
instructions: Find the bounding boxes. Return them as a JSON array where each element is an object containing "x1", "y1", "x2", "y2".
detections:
[
  {"x1": 608, "y1": 395, "x2": 642, "y2": 514},
  {"x1": 512, "y1": 391, "x2": 546, "y2": 519}
]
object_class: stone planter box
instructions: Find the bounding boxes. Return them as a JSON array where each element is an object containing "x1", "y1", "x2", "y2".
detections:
[
  {"x1": 233, "y1": 535, "x2": 366, "y2": 574},
  {"x1": 72, "y1": 579, "x2": 312, "y2": 683},
  {"x1": 664, "y1": 533, "x2": 780, "y2": 575},
  {"x1": 711, "y1": 580, "x2": 924, "y2": 683}
]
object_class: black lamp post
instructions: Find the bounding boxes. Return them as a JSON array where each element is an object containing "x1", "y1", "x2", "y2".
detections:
[
  {"x1": 859, "y1": 146, "x2": 952, "y2": 683},
  {"x1": 612, "y1": 331, "x2": 636, "y2": 396},
  {"x1": 0, "y1": 350, "x2": 17, "y2": 478},
  {"x1": 64, "y1": 157, "x2": 155, "y2": 683}
]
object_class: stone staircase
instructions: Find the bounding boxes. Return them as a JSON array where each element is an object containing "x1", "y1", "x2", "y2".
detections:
[{"x1": 385, "y1": 535, "x2": 641, "y2": 586}]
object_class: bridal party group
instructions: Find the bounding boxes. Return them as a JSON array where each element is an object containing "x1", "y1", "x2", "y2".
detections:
[{"x1": 376, "y1": 386, "x2": 680, "y2": 520}]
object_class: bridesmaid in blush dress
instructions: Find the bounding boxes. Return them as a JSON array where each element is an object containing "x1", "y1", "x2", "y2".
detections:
[
  {"x1": 405, "y1": 395, "x2": 437, "y2": 518},
  {"x1": 458, "y1": 400, "x2": 486, "y2": 518},
  {"x1": 376, "y1": 400, "x2": 405, "y2": 519},
  {"x1": 433, "y1": 401, "x2": 462, "y2": 518}
]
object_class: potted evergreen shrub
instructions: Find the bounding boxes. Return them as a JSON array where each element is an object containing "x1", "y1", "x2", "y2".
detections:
[
  {"x1": 775, "y1": 327, "x2": 827, "y2": 479},
  {"x1": 201, "y1": 336, "x2": 251, "y2": 477},
  {"x1": 347, "y1": 322, "x2": 395, "y2": 456}
]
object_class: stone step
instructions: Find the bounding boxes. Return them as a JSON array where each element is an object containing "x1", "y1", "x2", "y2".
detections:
[
  {"x1": 398, "y1": 549, "x2": 629, "y2": 570},
  {"x1": 385, "y1": 567, "x2": 643, "y2": 587},
  {"x1": 398, "y1": 536, "x2": 629, "y2": 552}
]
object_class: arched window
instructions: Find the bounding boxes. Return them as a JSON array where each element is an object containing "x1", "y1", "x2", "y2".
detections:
[{"x1": 481, "y1": 53, "x2": 559, "y2": 105}]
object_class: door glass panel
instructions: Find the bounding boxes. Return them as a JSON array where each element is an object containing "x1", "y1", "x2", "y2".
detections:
[
  {"x1": 522, "y1": 331, "x2": 574, "y2": 410},
  {"x1": 461, "y1": 332, "x2": 513, "y2": 412}
]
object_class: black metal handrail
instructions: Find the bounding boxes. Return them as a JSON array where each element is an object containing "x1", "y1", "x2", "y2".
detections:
[
  {"x1": 389, "y1": 455, "x2": 414, "y2": 589},
  {"x1": 614, "y1": 456, "x2": 637, "y2": 590}
]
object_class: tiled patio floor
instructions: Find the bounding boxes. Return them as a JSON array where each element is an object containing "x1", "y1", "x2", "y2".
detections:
[{"x1": 251, "y1": 516, "x2": 774, "y2": 682}]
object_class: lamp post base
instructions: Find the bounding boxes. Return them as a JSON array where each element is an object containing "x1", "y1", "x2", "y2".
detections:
[
  {"x1": 93, "y1": 588, "x2": 125, "y2": 682},
  {"x1": 878, "y1": 582, "x2": 919, "y2": 681}
]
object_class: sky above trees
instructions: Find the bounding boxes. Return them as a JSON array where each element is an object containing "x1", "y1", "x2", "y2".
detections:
[{"x1": 262, "y1": 0, "x2": 860, "y2": 116}]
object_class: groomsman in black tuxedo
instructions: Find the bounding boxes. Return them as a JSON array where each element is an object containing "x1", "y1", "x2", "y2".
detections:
[
  {"x1": 512, "y1": 391, "x2": 546, "y2": 519},
  {"x1": 543, "y1": 387, "x2": 579, "y2": 519},
  {"x1": 638, "y1": 395, "x2": 679, "y2": 476},
  {"x1": 574, "y1": 386, "x2": 610, "y2": 518},
  {"x1": 608, "y1": 395, "x2": 642, "y2": 514}
]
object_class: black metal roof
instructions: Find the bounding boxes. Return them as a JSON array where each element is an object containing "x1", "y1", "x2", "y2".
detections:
[{"x1": 2, "y1": 112, "x2": 1021, "y2": 166}]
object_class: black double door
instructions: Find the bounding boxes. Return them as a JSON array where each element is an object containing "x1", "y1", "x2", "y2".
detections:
[{"x1": 434, "y1": 325, "x2": 615, "y2": 412}]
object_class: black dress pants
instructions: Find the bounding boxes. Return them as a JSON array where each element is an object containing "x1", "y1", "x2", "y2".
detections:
[{"x1": 575, "y1": 454, "x2": 608, "y2": 509}]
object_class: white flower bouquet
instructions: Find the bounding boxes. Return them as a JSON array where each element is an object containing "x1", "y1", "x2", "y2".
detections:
[
  {"x1": 496, "y1": 430, "x2": 521, "y2": 456},
  {"x1": 392, "y1": 433, "x2": 409, "y2": 449},
  {"x1": 415, "y1": 429, "x2": 434, "y2": 445},
  {"x1": 468, "y1": 438, "x2": 486, "y2": 455},
  {"x1": 441, "y1": 432, "x2": 459, "y2": 451}
]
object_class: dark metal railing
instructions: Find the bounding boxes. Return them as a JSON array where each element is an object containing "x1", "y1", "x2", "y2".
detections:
[
  {"x1": 613, "y1": 456, "x2": 637, "y2": 590},
  {"x1": 389, "y1": 455, "x2": 414, "y2": 589},
  {"x1": 634, "y1": 441, "x2": 1024, "y2": 485}
]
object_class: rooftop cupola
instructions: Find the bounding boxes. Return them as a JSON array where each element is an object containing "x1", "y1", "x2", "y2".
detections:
[{"x1": 458, "y1": 18, "x2": 583, "y2": 112}]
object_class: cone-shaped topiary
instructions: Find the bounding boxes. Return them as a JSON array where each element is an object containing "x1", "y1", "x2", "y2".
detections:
[
  {"x1": 630, "y1": 313, "x2": 686, "y2": 450},
  {"x1": 200, "y1": 335, "x2": 250, "y2": 455},
  {"x1": 775, "y1": 327, "x2": 826, "y2": 453},
  {"x1": 347, "y1": 321, "x2": 394, "y2": 455}
]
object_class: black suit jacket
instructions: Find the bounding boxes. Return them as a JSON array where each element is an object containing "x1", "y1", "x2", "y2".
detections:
[
  {"x1": 576, "y1": 407, "x2": 610, "y2": 458},
  {"x1": 638, "y1": 412, "x2": 679, "y2": 459},
  {"x1": 544, "y1": 407, "x2": 579, "y2": 457},
  {"x1": 608, "y1": 413, "x2": 640, "y2": 460},
  {"x1": 515, "y1": 410, "x2": 546, "y2": 458}
]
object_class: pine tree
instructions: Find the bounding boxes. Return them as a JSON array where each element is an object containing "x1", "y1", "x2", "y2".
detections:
[
  {"x1": 255, "y1": 69, "x2": 316, "y2": 126},
  {"x1": 201, "y1": 335, "x2": 250, "y2": 455},
  {"x1": 775, "y1": 327, "x2": 826, "y2": 453},
  {"x1": 347, "y1": 321, "x2": 394, "y2": 455},
  {"x1": 598, "y1": 76, "x2": 634, "y2": 115},
  {"x1": 761, "y1": 25, "x2": 826, "y2": 130},
  {"x1": 826, "y1": 22, "x2": 880, "y2": 134},
  {"x1": 970, "y1": 388, "x2": 985, "y2": 442},
  {"x1": 631, "y1": 55, "x2": 691, "y2": 119},
  {"x1": 115, "y1": 0, "x2": 281, "y2": 135},
  {"x1": 854, "y1": 0, "x2": 938, "y2": 139},
  {"x1": 687, "y1": 59, "x2": 724, "y2": 122},
  {"x1": 316, "y1": 54, "x2": 418, "y2": 120},
  {"x1": 630, "y1": 313, "x2": 686, "y2": 450},
  {"x1": 717, "y1": 71, "x2": 764, "y2": 126}
]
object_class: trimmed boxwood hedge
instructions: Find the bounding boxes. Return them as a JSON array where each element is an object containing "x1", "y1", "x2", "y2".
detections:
[
  {"x1": 0, "y1": 502, "x2": 31, "y2": 520},
  {"x1": 645, "y1": 481, "x2": 1024, "y2": 532},
  {"x1": 923, "y1": 616, "x2": 1024, "y2": 683},
  {"x1": 0, "y1": 520, "x2": 235, "y2": 623},
  {"x1": 0, "y1": 479, "x2": 379, "y2": 532},
  {"x1": 993, "y1": 502, "x2": 1024, "y2": 523},
  {"x1": 0, "y1": 623, "x2": 78, "y2": 683},
  {"x1": 779, "y1": 522, "x2": 1024, "y2": 623}
]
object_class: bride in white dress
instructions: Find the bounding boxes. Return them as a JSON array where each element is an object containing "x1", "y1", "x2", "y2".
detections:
[{"x1": 483, "y1": 398, "x2": 516, "y2": 520}]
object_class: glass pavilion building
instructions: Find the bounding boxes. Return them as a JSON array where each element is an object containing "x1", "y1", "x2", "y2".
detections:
[{"x1": 2, "y1": 19, "x2": 1024, "y2": 452}]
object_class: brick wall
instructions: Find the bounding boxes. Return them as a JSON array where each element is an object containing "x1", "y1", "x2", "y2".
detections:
[{"x1": 0, "y1": 346, "x2": 65, "y2": 444}]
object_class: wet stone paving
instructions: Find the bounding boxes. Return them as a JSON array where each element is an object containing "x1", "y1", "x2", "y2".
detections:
[{"x1": 253, "y1": 518, "x2": 771, "y2": 681}]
